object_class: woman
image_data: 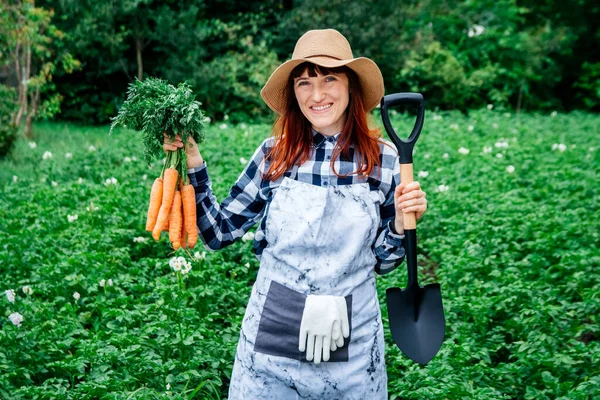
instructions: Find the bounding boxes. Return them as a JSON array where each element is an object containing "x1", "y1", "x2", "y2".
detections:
[{"x1": 164, "y1": 29, "x2": 427, "y2": 399}]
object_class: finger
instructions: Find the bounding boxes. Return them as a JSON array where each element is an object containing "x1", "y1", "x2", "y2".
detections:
[
  {"x1": 402, "y1": 181, "x2": 421, "y2": 194},
  {"x1": 331, "y1": 320, "x2": 341, "y2": 341},
  {"x1": 322, "y1": 335, "x2": 331, "y2": 362},
  {"x1": 331, "y1": 337, "x2": 338, "y2": 352},
  {"x1": 306, "y1": 334, "x2": 315, "y2": 361},
  {"x1": 313, "y1": 336, "x2": 323, "y2": 364},
  {"x1": 398, "y1": 198, "x2": 425, "y2": 210},
  {"x1": 397, "y1": 190, "x2": 426, "y2": 203},
  {"x1": 394, "y1": 184, "x2": 405, "y2": 199},
  {"x1": 402, "y1": 206, "x2": 425, "y2": 214},
  {"x1": 299, "y1": 325, "x2": 307, "y2": 352},
  {"x1": 336, "y1": 334, "x2": 344, "y2": 348},
  {"x1": 341, "y1": 310, "x2": 350, "y2": 338}
]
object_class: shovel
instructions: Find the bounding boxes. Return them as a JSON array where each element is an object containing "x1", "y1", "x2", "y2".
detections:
[{"x1": 380, "y1": 93, "x2": 445, "y2": 365}]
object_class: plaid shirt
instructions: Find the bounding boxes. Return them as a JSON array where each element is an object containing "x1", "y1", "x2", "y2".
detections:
[{"x1": 187, "y1": 130, "x2": 406, "y2": 275}]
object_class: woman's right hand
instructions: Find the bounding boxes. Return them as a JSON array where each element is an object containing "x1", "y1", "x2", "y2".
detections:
[{"x1": 163, "y1": 133, "x2": 204, "y2": 168}]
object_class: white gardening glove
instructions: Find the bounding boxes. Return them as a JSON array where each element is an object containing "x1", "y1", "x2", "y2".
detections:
[
  {"x1": 330, "y1": 297, "x2": 350, "y2": 352},
  {"x1": 299, "y1": 295, "x2": 350, "y2": 364}
]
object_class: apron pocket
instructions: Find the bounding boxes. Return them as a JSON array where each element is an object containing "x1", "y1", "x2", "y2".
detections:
[{"x1": 254, "y1": 280, "x2": 352, "y2": 362}]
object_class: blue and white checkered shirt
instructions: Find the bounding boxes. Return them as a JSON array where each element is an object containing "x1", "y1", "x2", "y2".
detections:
[{"x1": 187, "y1": 130, "x2": 406, "y2": 275}]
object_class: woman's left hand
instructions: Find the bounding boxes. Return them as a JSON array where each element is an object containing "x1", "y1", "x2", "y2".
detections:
[{"x1": 393, "y1": 181, "x2": 427, "y2": 234}]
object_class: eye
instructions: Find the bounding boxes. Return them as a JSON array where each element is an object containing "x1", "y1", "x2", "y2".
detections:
[
  {"x1": 325, "y1": 75, "x2": 337, "y2": 82},
  {"x1": 296, "y1": 80, "x2": 309, "y2": 87}
]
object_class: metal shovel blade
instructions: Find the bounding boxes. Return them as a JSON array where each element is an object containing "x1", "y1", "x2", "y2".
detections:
[{"x1": 386, "y1": 283, "x2": 445, "y2": 365}]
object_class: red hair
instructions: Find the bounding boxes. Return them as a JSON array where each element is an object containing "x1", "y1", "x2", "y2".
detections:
[{"x1": 263, "y1": 63, "x2": 385, "y2": 181}]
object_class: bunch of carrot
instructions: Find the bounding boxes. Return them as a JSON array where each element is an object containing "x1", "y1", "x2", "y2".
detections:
[
  {"x1": 146, "y1": 151, "x2": 198, "y2": 250},
  {"x1": 108, "y1": 77, "x2": 205, "y2": 250}
]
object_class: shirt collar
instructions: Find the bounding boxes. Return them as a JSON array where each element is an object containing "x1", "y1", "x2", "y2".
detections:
[{"x1": 312, "y1": 129, "x2": 341, "y2": 148}]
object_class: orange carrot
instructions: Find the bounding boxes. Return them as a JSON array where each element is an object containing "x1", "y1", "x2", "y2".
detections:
[
  {"x1": 146, "y1": 178, "x2": 163, "y2": 232},
  {"x1": 169, "y1": 191, "x2": 182, "y2": 249},
  {"x1": 180, "y1": 206, "x2": 187, "y2": 249},
  {"x1": 181, "y1": 184, "x2": 198, "y2": 248},
  {"x1": 152, "y1": 167, "x2": 179, "y2": 240}
]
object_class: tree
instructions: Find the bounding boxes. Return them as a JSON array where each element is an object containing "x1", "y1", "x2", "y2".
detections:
[{"x1": 0, "y1": 0, "x2": 80, "y2": 138}]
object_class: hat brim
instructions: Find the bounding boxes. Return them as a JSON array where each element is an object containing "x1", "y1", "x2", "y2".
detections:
[{"x1": 260, "y1": 56, "x2": 384, "y2": 115}]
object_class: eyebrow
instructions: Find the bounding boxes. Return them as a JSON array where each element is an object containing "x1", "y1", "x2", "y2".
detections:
[{"x1": 294, "y1": 73, "x2": 336, "y2": 81}]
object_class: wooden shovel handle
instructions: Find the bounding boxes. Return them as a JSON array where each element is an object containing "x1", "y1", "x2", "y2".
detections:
[{"x1": 400, "y1": 163, "x2": 417, "y2": 230}]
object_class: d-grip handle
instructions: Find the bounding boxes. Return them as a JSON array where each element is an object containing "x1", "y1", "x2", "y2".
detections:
[
  {"x1": 380, "y1": 93, "x2": 425, "y2": 164},
  {"x1": 380, "y1": 93, "x2": 425, "y2": 231}
]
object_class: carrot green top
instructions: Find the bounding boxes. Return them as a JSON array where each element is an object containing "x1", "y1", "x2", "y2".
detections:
[{"x1": 109, "y1": 77, "x2": 206, "y2": 166}]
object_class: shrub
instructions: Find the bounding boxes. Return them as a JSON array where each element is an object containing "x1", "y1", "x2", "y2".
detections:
[{"x1": 0, "y1": 84, "x2": 18, "y2": 158}]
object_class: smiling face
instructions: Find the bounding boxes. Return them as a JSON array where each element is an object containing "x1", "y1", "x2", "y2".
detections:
[{"x1": 292, "y1": 65, "x2": 350, "y2": 136}]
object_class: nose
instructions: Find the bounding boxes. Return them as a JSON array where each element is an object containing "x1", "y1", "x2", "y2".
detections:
[{"x1": 311, "y1": 83, "x2": 325, "y2": 103}]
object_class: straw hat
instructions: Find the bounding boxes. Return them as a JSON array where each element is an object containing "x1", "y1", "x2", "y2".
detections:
[{"x1": 260, "y1": 29, "x2": 384, "y2": 115}]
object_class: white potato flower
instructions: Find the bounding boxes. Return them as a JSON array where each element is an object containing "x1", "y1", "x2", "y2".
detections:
[
  {"x1": 242, "y1": 231, "x2": 255, "y2": 242},
  {"x1": 12, "y1": 175, "x2": 18, "y2": 183},
  {"x1": 42, "y1": 151, "x2": 53, "y2": 160},
  {"x1": 51, "y1": 181, "x2": 58, "y2": 187},
  {"x1": 22, "y1": 286, "x2": 33, "y2": 295},
  {"x1": 467, "y1": 24, "x2": 485, "y2": 37},
  {"x1": 487, "y1": 104, "x2": 494, "y2": 110},
  {"x1": 65, "y1": 153, "x2": 72, "y2": 159},
  {"x1": 468, "y1": 125, "x2": 474, "y2": 132},
  {"x1": 483, "y1": 146, "x2": 493, "y2": 153},
  {"x1": 417, "y1": 171, "x2": 429, "y2": 178},
  {"x1": 67, "y1": 214, "x2": 78, "y2": 223},
  {"x1": 219, "y1": 123, "x2": 227, "y2": 130},
  {"x1": 73, "y1": 292, "x2": 81, "y2": 301},
  {"x1": 432, "y1": 114, "x2": 442, "y2": 121},
  {"x1": 449, "y1": 124, "x2": 459, "y2": 131},
  {"x1": 551, "y1": 143, "x2": 567, "y2": 152},
  {"x1": 5, "y1": 289, "x2": 16, "y2": 303},
  {"x1": 496, "y1": 153, "x2": 504, "y2": 158},
  {"x1": 436, "y1": 185, "x2": 449, "y2": 193},
  {"x1": 133, "y1": 237, "x2": 148, "y2": 243},
  {"x1": 107, "y1": 279, "x2": 113, "y2": 287},
  {"x1": 194, "y1": 251, "x2": 206, "y2": 260},
  {"x1": 551, "y1": 111, "x2": 558, "y2": 117},
  {"x1": 8, "y1": 312, "x2": 23, "y2": 327},
  {"x1": 99, "y1": 279, "x2": 106, "y2": 287},
  {"x1": 181, "y1": 262, "x2": 192, "y2": 275},
  {"x1": 239, "y1": 157, "x2": 248, "y2": 165},
  {"x1": 77, "y1": 177, "x2": 84, "y2": 184},
  {"x1": 443, "y1": 153, "x2": 449, "y2": 159},
  {"x1": 506, "y1": 165, "x2": 515, "y2": 173},
  {"x1": 88, "y1": 145, "x2": 96, "y2": 152},
  {"x1": 240, "y1": 123, "x2": 247, "y2": 129},
  {"x1": 28, "y1": 142, "x2": 37, "y2": 149},
  {"x1": 124, "y1": 157, "x2": 132, "y2": 163},
  {"x1": 458, "y1": 147, "x2": 470, "y2": 155}
]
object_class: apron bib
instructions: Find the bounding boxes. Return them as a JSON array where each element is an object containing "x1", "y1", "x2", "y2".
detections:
[{"x1": 228, "y1": 177, "x2": 387, "y2": 400}]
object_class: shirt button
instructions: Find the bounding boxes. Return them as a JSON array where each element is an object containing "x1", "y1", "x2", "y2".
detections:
[
  {"x1": 322, "y1": 180, "x2": 329, "y2": 186},
  {"x1": 326, "y1": 155, "x2": 331, "y2": 160}
]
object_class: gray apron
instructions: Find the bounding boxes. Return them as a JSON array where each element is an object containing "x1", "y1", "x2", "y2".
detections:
[{"x1": 228, "y1": 177, "x2": 387, "y2": 399}]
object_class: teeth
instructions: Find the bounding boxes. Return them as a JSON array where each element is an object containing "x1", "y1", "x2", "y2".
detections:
[{"x1": 312, "y1": 104, "x2": 331, "y2": 111}]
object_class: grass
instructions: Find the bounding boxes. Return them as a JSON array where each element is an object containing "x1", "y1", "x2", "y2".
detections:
[{"x1": 0, "y1": 108, "x2": 599, "y2": 399}]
